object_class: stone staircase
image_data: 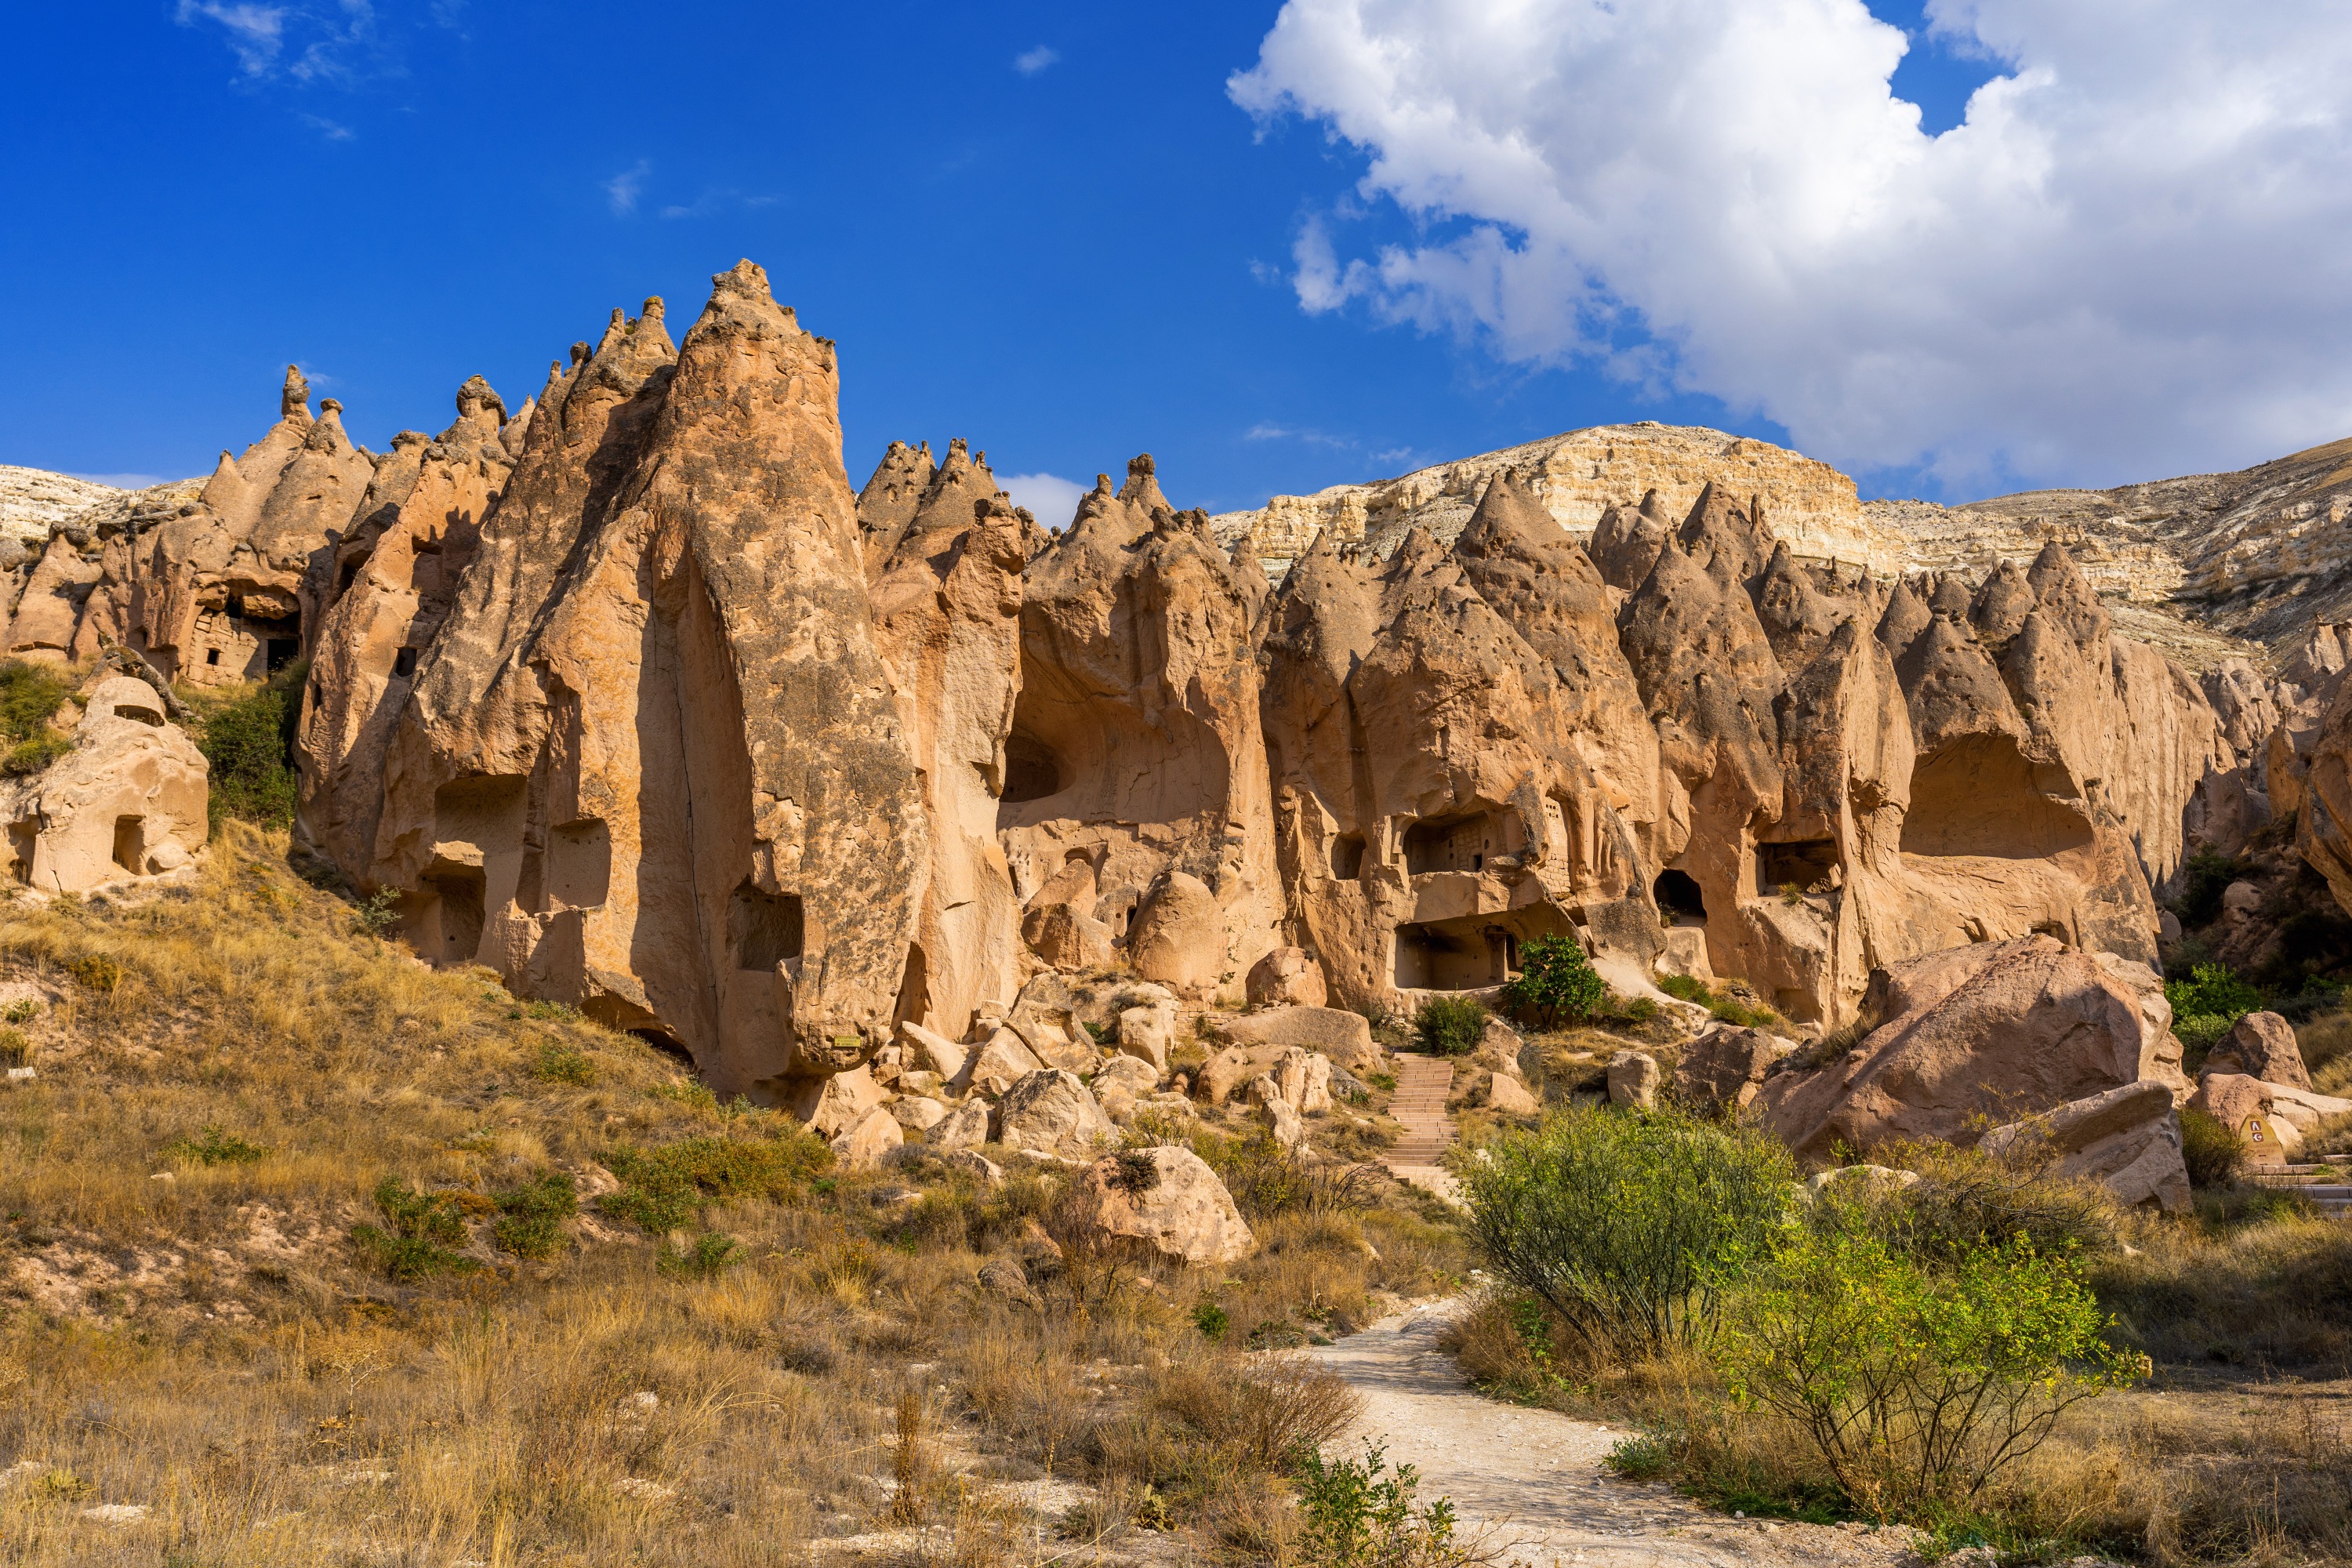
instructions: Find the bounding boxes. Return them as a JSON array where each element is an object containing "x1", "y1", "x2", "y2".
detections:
[
  {"x1": 1382, "y1": 1054, "x2": 1461, "y2": 1205},
  {"x1": 2249, "y1": 1161, "x2": 2352, "y2": 1218}
]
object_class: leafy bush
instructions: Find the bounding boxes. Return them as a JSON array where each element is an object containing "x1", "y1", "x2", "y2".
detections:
[
  {"x1": 1458, "y1": 1105, "x2": 1793, "y2": 1358},
  {"x1": 194, "y1": 665, "x2": 305, "y2": 830},
  {"x1": 1196, "y1": 1128, "x2": 1381, "y2": 1221},
  {"x1": 0, "y1": 1028, "x2": 25, "y2": 1068},
  {"x1": 2165, "y1": 963, "x2": 2261, "y2": 1036},
  {"x1": 1501, "y1": 931, "x2": 1606, "y2": 1028},
  {"x1": 599, "y1": 1130, "x2": 832, "y2": 1232},
  {"x1": 1, "y1": 999, "x2": 38, "y2": 1025},
  {"x1": 492, "y1": 1171, "x2": 577, "y2": 1258},
  {"x1": 1716, "y1": 1228, "x2": 2142, "y2": 1517},
  {"x1": 1192, "y1": 1301, "x2": 1232, "y2": 1341},
  {"x1": 351, "y1": 1177, "x2": 478, "y2": 1279},
  {"x1": 2177, "y1": 1107, "x2": 2246, "y2": 1189},
  {"x1": 162, "y1": 1125, "x2": 269, "y2": 1166},
  {"x1": 2172, "y1": 1011, "x2": 2237, "y2": 1055},
  {"x1": 657, "y1": 1232, "x2": 741, "y2": 1279},
  {"x1": 0, "y1": 660, "x2": 75, "y2": 777},
  {"x1": 1292, "y1": 1438, "x2": 1475, "y2": 1567},
  {"x1": 1853, "y1": 1140, "x2": 2118, "y2": 1264},
  {"x1": 1412, "y1": 996, "x2": 1487, "y2": 1056},
  {"x1": 67, "y1": 955, "x2": 121, "y2": 993}
]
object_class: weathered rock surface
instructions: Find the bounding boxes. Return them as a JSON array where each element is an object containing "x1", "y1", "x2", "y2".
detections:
[
  {"x1": 1672, "y1": 1026, "x2": 1795, "y2": 1114},
  {"x1": 1247, "y1": 946, "x2": 1328, "y2": 1008},
  {"x1": 1073, "y1": 1145, "x2": 1254, "y2": 1265},
  {"x1": 1214, "y1": 1006, "x2": 1379, "y2": 1074},
  {"x1": 0, "y1": 675, "x2": 209, "y2": 892},
  {"x1": 2204, "y1": 1011, "x2": 2310, "y2": 1089},
  {"x1": 994, "y1": 1068, "x2": 1114, "y2": 1160},
  {"x1": 1606, "y1": 1050, "x2": 1659, "y2": 1109},
  {"x1": 1760, "y1": 937, "x2": 2188, "y2": 1160},
  {"x1": 1979, "y1": 1080, "x2": 2191, "y2": 1211}
]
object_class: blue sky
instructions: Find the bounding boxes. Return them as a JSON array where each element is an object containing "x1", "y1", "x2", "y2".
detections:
[{"x1": 11, "y1": 2, "x2": 2329, "y2": 517}]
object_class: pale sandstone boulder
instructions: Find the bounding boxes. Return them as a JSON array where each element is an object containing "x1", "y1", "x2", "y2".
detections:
[
  {"x1": 1022, "y1": 901, "x2": 1119, "y2": 972},
  {"x1": 1129, "y1": 870, "x2": 1228, "y2": 991},
  {"x1": 941, "y1": 1149, "x2": 1004, "y2": 1186},
  {"x1": 1259, "y1": 1092, "x2": 1306, "y2": 1149},
  {"x1": 995, "y1": 1069, "x2": 1114, "y2": 1160},
  {"x1": 1483, "y1": 1070, "x2": 1540, "y2": 1116},
  {"x1": 897, "y1": 1021, "x2": 970, "y2": 1085},
  {"x1": 2190, "y1": 1073, "x2": 2352, "y2": 1161},
  {"x1": 1980, "y1": 1080, "x2": 2190, "y2": 1211},
  {"x1": 832, "y1": 1105, "x2": 904, "y2": 1170},
  {"x1": 1762, "y1": 937, "x2": 2188, "y2": 1161},
  {"x1": 0, "y1": 678, "x2": 209, "y2": 893},
  {"x1": 2205, "y1": 1012, "x2": 2310, "y2": 1089},
  {"x1": 1116, "y1": 995, "x2": 1178, "y2": 1073},
  {"x1": 1073, "y1": 1145, "x2": 1254, "y2": 1265},
  {"x1": 931, "y1": 1097, "x2": 991, "y2": 1152},
  {"x1": 1094, "y1": 1084, "x2": 1140, "y2": 1124},
  {"x1": 1272, "y1": 1047, "x2": 1333, "y2": 1114},
  {"x1": 890, "y1": 1096, "x2": 951, "y2": 1134},
  {"x1": 1214, "y1": 1007, "x2": 1380, "y2": 1076},
  {"x1": 1471, "y1": 1015, "x2": 1526, "y2": 1079},
  {"x1": 1196, "y1": 1046, "x2": 1254, "y2": 1106},
  {"x1": 1092, "y1": 1054, "x2": 1160, "y2": 1101},
  {"x1": 1247, "y1": 946, "x2": 1328, "y2": 1008},
  {"x1": 1606, "y1": 1051, "x2": 1660, "y2": 1109},
  {"x1": 793, "y1": 1065, "x2": 887, "y2": 1140},
  {"x1": 961, "y1": 1028, "x2": 1044, "y2": 1098},
  {"x1": 1673, "y1": 1026, "x2": 1795, "y2": 1115}
]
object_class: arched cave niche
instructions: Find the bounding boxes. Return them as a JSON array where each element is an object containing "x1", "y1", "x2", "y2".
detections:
[
  {"x1": 1000, "y1": 731, "x2": 1064, "y2": 805},
  {"x1": 1902, "y1": 734, "x2": 2094, "y2": 860},
  {"x1": 1653, "y1": 869, "x2": 1707, "y2": 924}
]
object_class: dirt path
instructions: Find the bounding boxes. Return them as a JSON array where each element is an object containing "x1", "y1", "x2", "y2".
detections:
[
  {"x1": 1308, "y1": 1301, "x2": 1923, "y2": 1568},
  {"x1": 1383, "y1": 1054, "x2": 1462, "y2": 1203}
]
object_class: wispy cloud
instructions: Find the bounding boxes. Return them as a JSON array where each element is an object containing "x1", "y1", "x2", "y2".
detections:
[
  {"x1": 1245, "y1": 423, "x2": 1356, "y2": 450},
  {"x1": 300, "y1": 112, "x2": 354, "y2": 140},
  {"x1": 1013, "y1": 45, "x2": 1059, "y2": 76},
  {"x1": 604, "y1": 160, "x2": 650, "y2": 217},
  {"x1": 1000, "y1": 472, "x2": 1085, "y2": 526},
  {"x1": 659, "y1": 189, "x2": 780, "y2": 220},
  {"x1": 176, "y1": 1, "x2": 289, "y2": 76}
]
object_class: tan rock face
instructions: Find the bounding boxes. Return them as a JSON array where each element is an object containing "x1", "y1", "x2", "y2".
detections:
[
  {"x1": 1979, "y1": 1080, "x2": 2190, "y2": 1212},
  {"x1": 1760, "y1": 937, "x2": 2187, "y2": 1161},
  {"x1": 0, "y1": 677, "x2": 209, "y2": 892},
  {"x1": 1076, "y1": 1145, "x2": 1254, "y2": 1265},
  {"x1": 2204, "y1": 1011, "x2": 2310, "y2": 1089}
]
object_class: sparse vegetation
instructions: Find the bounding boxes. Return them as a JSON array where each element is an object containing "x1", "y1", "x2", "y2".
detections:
[
  {"x1": 1499, "y1": 931, "x2": 1606, "y2": 1028},
  {"x1": 2165, "y1": 960, "x2": 2263, "y2": 1056},
  {"x1": 0, "y1": 659, "x2": 76, "y2": 777},
  {"x1": 1656, "y1": 971, "x2": 1781, "y2": 1029},
  {"x1": 1413, "y1": 994, "x2": 1489, "y2": 1055},
  {"x1": 184, "y1": 662, "x2": 305, "y2": 829}
]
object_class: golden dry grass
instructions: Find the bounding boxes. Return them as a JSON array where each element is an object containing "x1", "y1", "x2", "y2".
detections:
[{"x1": 0, "y1": 826, "x2": 1471, "y2": 1564}]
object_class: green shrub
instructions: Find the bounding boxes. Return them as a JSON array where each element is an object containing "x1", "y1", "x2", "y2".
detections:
[
  {"x1": 2172, "y1": 1012, "x2": 2236, "y2": 1055},
  {"x1": 1501, "y1": 932, "x2": 1606, "y2": 1028},
  {"x1": 492, "y1": 1171, "x2": 577, "y2": 1259},
  {"x1": 1412, "y1": 995, "x2": 1488, "y2": 1056},
  {"x1": 1657, "y1": 972, "x2": 1780, "y2": 1029},
  {"x1": 657, "y1": 1232, "x2": 741, "y2": 1279},
  {"x1": 1716, "y1": 1229, "x2": 2141, "y2": 1517},
  {"x1": 530, "y1": 1042, "x2": 596, "y2": 1086},
  {"x1": 1192, "y1": 1301, "x2": 1231, "y2": 1341},
  {"x1": 0, "y1": 661, "x2": 75, "y2": 777},
  {"x1": 599, "y1": 1130, "x2": 832, "y2": 1232},
  {"x1": 194, "y1": 665, "x2": 305, "y2": 830},
  {"x1": 1458, "y1": 1105, "x2": 1793, "y2": 1359},
  {"x1": 67, "y1": 955, "x2": 121, "y2": 993},
  {"x1": 2177, "y1": 1107, "x2": 2245, "y2": 1189},
  {"x1": 1853, "y1": 1140, "x2": 2118, "y2": 1264},
  {"x1": 0, "y1": 1028, "x2": 25, "y2": 1067},
  {"x1": 2164, "y1": 963, "x2": 2261, "y2": 1036},
  {"x1": 2169, "y1": 851, "x2": 2245, "y2": 930},
  {"x1": 1, "y1": 999, "x2": 38, "y2": 1025},
  {"x1": 163, "y1": 1125, "x2": 269, "y2": 1166},
  {"x1": 1291, "y1": 1439, "x2": 1473, "y2": 1567},
  {"x1": 351, "y1": 1177, "x2": 478, "y2": 1279}
]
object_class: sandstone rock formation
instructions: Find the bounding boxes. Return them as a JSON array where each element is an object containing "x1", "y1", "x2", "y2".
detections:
[
  {"x1": 1073, "y1": 1145, "x2": 1254, "y2": 1265},
  {"x1": 2203, "y1": 1011, "x2": 2310, "y2": 1089},
  {"x1": 1978, "y1": 1080, "x2": 2191, "y2": 1212},
  {"x1": 0, "y1": 675, "x2": 208, "y2": 892}
]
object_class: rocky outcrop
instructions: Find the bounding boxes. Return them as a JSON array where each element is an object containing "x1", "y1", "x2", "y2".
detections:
[
  {"x1": 0, "y1": 676, "x2": 208, "y2": 892},
  {"x1": 1071, "y1": 1145, "x2": 1254, "y2": 1265},
  {"x1": 1979, "y1": 1080, "x2": 2191, "y2": 1211},
  {"x1": 1760, "y1": 936, "x2": 2189, "y2": 1161},
  {"x1": 2204, "y1": 1011, "x2": 2310, "y2": 1089}
]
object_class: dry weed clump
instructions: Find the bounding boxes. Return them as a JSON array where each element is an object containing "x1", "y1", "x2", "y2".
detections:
[{"x1": 0, "y1": 825, "x2": 1472, "y2": 1563}]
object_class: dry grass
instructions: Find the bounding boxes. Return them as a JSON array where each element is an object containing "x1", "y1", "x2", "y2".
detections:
[{"x1": 0, "y1": 826, "x2": 1471, "y2": 1563}]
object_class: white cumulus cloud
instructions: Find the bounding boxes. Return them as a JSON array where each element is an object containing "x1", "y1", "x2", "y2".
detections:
[
  {"x1": 1230, "y1": 0, "x2": 2352, "y2": 488},
  {"x1": 1014, "y1": 45, "x2": 1060, "y2": 76},
  {"x1": 1000, "y1": 471, "x2": 1087, "y2": 526}
]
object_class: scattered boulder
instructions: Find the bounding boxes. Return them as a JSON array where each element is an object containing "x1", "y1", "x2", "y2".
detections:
[
  {"x1": 1483, "y1": 1070, "x2": 1540, "y2": 1116},
  {"x1": 1673, "y1": 1026, "x2": 1795, "y2": 1114},
  {"x1": 1761, "y1": 937, "x2": 2189, "y2": 1160},
  {"x1": 1259, "y1": 1092, "x2": 1306, "y2": 1149},
  {"x1": 994, "y1": 1069, "x2": 1115, "y2": 1160},
  {"x1": 1214, "y1": 1006, "x2": 1380, "y2": 1076},
  {"x1": 1116, "y1": 989, "x2": 1179, "y2": 1073},
  {"x1": 2190, "y1": 1074, "x2": 2352, "y2": 1162},
  {"x1": 976, "y1": 1255, "x2": 1042, "y2": 1310},
  {"x1": 897, "y1": 1021, "x2": 970, "y2": 1085},
  {"x1": 1272, "y1": 1047, "x2": 1333, "y2": 1114},
  {"x1": 960, "y1": 1029, "x2": 1044, "y2": 1098},
  {"x1": 1980, "y1": 1080, "x2": 2190, "y2": 1211},
  {"x1": 793, "y1": 1065, "x2": 887, "y2": 1139},
  {"x1": 1472, "y1": 1016, "x2": 1526, "y2": 1079},
  {"x1": 1074, "y1": 1145, "x2": 1255, "y2": 1265},
  {"x1": 942, "y1": 1149, "x2": 1004, "y2": 1187},
  {"x1": 1606, "y1": 1051, "x2": 1660, "y2": 1109},
  {"x1": 2205, "y1": 1012, "x2": 2310, "y2": 1089},
  {"x1": 1091, "y1": 1055, "x2": 1160, "y2": 1101},
  {"x1": 890, "y1": 1096, "x2": 951, "y2": 1134},
  {"x1": 931, "y1": 1096, "x2": 992, "y2": 1152},
  {"x1": 832, "y1": 1105, "x2": 903, "y2": 1170},
  {"x1": 1196, "y1": 1046, "x2": 1256, "y2": 1106},
  {"x1": 1246, "y1": 946, "x2": 1328, "y2": 1008},
  {"x1": 1128, "y1": 870, "x2": 1228, "y2": 991}
]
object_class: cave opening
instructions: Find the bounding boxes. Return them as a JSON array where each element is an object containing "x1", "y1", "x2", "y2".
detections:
[
  {"x1": 729, "y1": 880, "x2": 805, "y2": 973},
  {"x1": 1000, "y1": 731, "x2": 1063, "y2": 804},
  {"x1": 1654, "y1": 869, "x2": 1707, "y2": 924},
  {"x1": 1330, "y1": 833, "x2": 1366, "y2": 880}
]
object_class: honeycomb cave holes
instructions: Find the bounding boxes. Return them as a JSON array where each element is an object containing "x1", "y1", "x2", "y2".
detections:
[
  {"x1": 729, "y1": 880, "x2": 804, "y2": 973},
  {"x1": 1654, "y1": 869, "x2": 1707, "y2": 924}
]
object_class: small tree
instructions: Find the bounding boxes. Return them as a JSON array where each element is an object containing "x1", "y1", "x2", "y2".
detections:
[
  {"x1": 1501, "y1": 932, "x2": 1606, "y2": 1028},
  {"x1": 1715, "y1": 1228, "x2": 2142, "y2": 1517},
  {"x1": 1457, "y1": 1105, "x2": 1792, "y2": 1359},
  {"x1": 1412, "y1": 996, "x2": 1488, "y2": 1056}
]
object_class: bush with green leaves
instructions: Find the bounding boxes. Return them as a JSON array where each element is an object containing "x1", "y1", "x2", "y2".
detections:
[
  {"x1": 1501, "y1": 931, "x2": 1606, "y2": 1028},
  {"x1": 530, "y1": 1042, "x2": 596, "y2": 1086},
  {"x1": 599, "y1": 1129, "x2": 832, "y2": 1232},
  {"x1": 194, "y1": 664, "x2": 305, "y2": 829},
  {"x1": 0, "y1": 660, "x2": 75, "y2": 777},
  {"x1": 1657, "y1": 972, "x2": 1780, "y2": 1029},
  {"x1": 2165, "y1": 962, "x2": 2263, "y2": 1054},
  {"x1": 1457, "y1": 1105, "x2": 1793, "y2": 1358},
  {"x1": 1412, "y1": 995, "x2": 1488, "y2": 1056},
  {"x1": 351, "y1": 1177, "x2": 479, "y2": 1279},
  {"x1": 657, "y1": 1232, "x2": 742, "y2": 1279},
  {"x1": 1715, "y1": 1226, "x2": 2141, "y2": 1518},
  {"x1": 162, "y1": 1125, "x2": 269, "y2": 1167},
  {"x1": 1292, "y1": 1439, "x2": 1475, "y2": 1567},
  {"x1": 492, "y1": 1171, "x2": 578, "y2": 1259},
  {"x1": 2176, "y1": 1106, "x2": 2245, "y2": 1189},
  {"x1": 2169, "y1": 851, "x2": 2245, "y2": 930}
]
